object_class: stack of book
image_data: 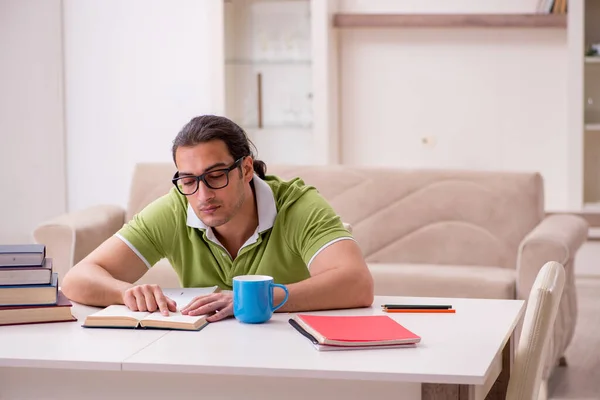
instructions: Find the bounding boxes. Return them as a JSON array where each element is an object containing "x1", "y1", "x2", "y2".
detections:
[{"x1": 0, "y1": 244, "x2": 76, "y2": 326}]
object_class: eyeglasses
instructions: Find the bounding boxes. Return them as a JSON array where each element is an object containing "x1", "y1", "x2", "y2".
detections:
[{"x1": 172, "y1": 157, "x2": 244, "y2": 195}]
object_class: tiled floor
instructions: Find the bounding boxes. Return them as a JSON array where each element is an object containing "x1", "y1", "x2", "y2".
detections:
[{"x1": 548, "y1": 241, "x2": 600, "y2": 400}]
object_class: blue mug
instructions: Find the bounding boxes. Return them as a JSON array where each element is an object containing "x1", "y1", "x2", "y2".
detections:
[{"x1": 233, "y1": 275, "x2": 289, "y2": 324}]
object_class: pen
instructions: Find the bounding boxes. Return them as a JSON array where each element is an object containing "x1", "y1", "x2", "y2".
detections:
[
  {"x1": 383, "y1": 309, "x2": 456, "y2": 314},
  {"x1": 381, "y1": 304, "x2": 452, "y2": 310}
]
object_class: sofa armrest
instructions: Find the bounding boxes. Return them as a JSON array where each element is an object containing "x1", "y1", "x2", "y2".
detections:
[
  {"x1": 32, "y1": 205, "x2": 125, "y2": 282},
  {"x1": 516, "y1": 214, "x2": 588, "y2": 300}
]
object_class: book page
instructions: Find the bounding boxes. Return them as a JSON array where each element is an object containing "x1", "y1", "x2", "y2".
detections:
[
  {"x1": 86, "y1": 287, "x2": 218, "y2": 324},
  {"x1": 142, "y1": 310, "x2": 206, "y2": 324},
  {"x1": 315, "y1": 343, "x2": 417, "y2": 352},
  {"x1": 162, "y1": 286, "x2": 220, "y2": 311},
  {"x1": 90, "y1": 305, "x2": 150, "y2": 320}
]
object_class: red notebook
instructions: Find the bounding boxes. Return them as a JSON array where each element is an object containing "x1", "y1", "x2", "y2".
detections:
[{"x1": 291, "y1": 314, "x2": 421, "y2": 350}]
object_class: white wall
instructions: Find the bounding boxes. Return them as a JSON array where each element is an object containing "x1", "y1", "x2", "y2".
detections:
[
  {"x1": 337, "y1": 0, "x2": 570, "y2": 210},
  {"x1": 63, "y1": 0, "x2": 220, "y2": 212},
  {"x1": 0, "y1": 0, "x2": 66, "y2": 243},
  {"x1": 61, "y1": 0, "x2": 574, "y2": 212}
]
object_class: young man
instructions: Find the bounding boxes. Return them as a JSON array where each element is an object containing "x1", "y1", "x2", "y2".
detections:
[{"x1": 61, "y1": 115, "x2": 374, "y2": 322}]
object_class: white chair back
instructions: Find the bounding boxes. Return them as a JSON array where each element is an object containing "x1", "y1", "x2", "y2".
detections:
[{"x1": 505, "y1": 261, "x2": 565, "y2": 400}]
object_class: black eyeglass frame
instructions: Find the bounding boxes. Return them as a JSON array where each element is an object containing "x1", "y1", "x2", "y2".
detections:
[{"x1": 171, "y1": 157, "x2": 245, "y2": 195}]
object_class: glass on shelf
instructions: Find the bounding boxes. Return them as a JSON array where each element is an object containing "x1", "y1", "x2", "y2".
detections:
[
  {"x1": 225, "y1": 1, "x2": 311, "y2": 62},
  {"x1": 224, "y1": 0, "x2": 313, "y2": 131},
  {"x1": 250, "y1": 2, "x2": 311, "y2": 62}
]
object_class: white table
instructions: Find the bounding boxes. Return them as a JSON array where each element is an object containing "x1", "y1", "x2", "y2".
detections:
[
  {"x1": 0, "y1": 303, "x2": 169, "y2": 370},
  {"x1": 0, "y1": 296, "x2": 524, "y2": 400}
]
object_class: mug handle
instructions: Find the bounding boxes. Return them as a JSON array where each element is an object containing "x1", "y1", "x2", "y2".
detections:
[{"x1": 270, "y1": 283, "x2": 289, "y2": 312}]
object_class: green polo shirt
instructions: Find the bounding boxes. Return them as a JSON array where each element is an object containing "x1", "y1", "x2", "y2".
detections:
[{"x1": 115, "y1": 175, "x2": 352, "y2": 289}]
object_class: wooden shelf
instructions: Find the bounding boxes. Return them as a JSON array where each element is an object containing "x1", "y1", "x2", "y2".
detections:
[
  {"x1": 225, "y1": 59, "x2": 312, "y2": 66},
  {"x1": 333, "y1": 13, "x2": 567, "y2": 29},
  {"x1": 586, "y1": 124, "x2": 600, "y2": 131},
  {"x1": 586, "y1": 57, "x2": 600, "y2": 63},
  {"x1": 244, "y1": 126, "x2": 312, "y2": 134}
]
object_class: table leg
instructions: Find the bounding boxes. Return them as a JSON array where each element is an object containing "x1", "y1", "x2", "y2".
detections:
[
  {"x1": 422, "y1": 338, "x2": 512, "y2": 400},
  {"x1": 422, "y1": 383, "x2": 470, "y2": 400},
  {"x1": 485, "y1": 338, "x2": 512, "y2": 400}
]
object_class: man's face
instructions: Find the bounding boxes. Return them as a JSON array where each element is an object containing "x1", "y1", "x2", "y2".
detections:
[{"x1": 175, "y1": 140, "x2": 251, "y2": 228}]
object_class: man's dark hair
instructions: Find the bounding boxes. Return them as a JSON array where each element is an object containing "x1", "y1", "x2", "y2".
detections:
[{"x1": 172, "y1": 115, "x2": 267, "y2": 179}]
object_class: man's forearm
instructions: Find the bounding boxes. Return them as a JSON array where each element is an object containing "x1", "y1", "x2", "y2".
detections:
[
  {"x1": 274, "y1": 267, "x2": 374, "y2": 312},
  {"x1": 61, "y1": 263, "x2": 133, "y2": 307}
]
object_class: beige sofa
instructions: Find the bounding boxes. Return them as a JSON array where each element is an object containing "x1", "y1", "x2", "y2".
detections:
[{"x1": 34, "y1": 163, "x2": 588, "y2": 379}]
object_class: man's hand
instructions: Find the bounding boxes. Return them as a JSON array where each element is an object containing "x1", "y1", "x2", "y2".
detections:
[
  {"x1": 181, "y1": 292, "x2": 233, "y2": 322},
  {"x1": 122, "y1": 284, "x2": 177, "y2": 316}
]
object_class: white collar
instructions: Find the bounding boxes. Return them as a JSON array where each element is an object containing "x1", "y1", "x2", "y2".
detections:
[{"x1": 186, "y1": 174, "x2": 277, "y2": 235}]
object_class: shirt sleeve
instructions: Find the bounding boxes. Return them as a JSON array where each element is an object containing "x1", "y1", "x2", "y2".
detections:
[
  {"x1": 282, "y1": 187, "x2": 353, "y2": 268},
  {"x1": 116, "y1": 189, "x2": 181, "y2": 268}
]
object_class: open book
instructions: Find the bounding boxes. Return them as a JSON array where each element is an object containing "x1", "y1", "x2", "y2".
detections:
[{"x1": 83, "y1": 286, "x2": 220, "y2": 331}]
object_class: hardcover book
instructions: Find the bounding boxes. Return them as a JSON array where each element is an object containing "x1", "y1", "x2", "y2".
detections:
[
  {"x1": 0, "y1": 258, "x2": 53, "y2": 285},
  {"x1": 0, "y1": 273, "x2": 58, "y2": 306},
  {"x1": 0, "y1": 291, "x2": 76, "y2": 326},
  {"x1": 82, "y1": 286, "x2": 220, "y2": 331},
  {"x1": 0, "y1": 244, "x2": 45, "y2": 267}
]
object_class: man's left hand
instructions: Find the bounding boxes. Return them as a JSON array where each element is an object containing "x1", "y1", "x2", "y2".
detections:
[{"x1": 180, "y1": 292, "x2": 233, "y2": 322}]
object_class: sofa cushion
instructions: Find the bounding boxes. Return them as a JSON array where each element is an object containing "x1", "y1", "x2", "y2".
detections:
[
  {"x1": 127, "y1": 164, "x2": 544, "y2": 270},
  {"x1": 269, "y1": 165, "x2": 544, "y2": 269},
  {"x1": 368, "y1": 263, "x2": 516, "y2": 300},
  {"x1": 135, "y1": 260, "x2": 516, "y2": 300}
]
